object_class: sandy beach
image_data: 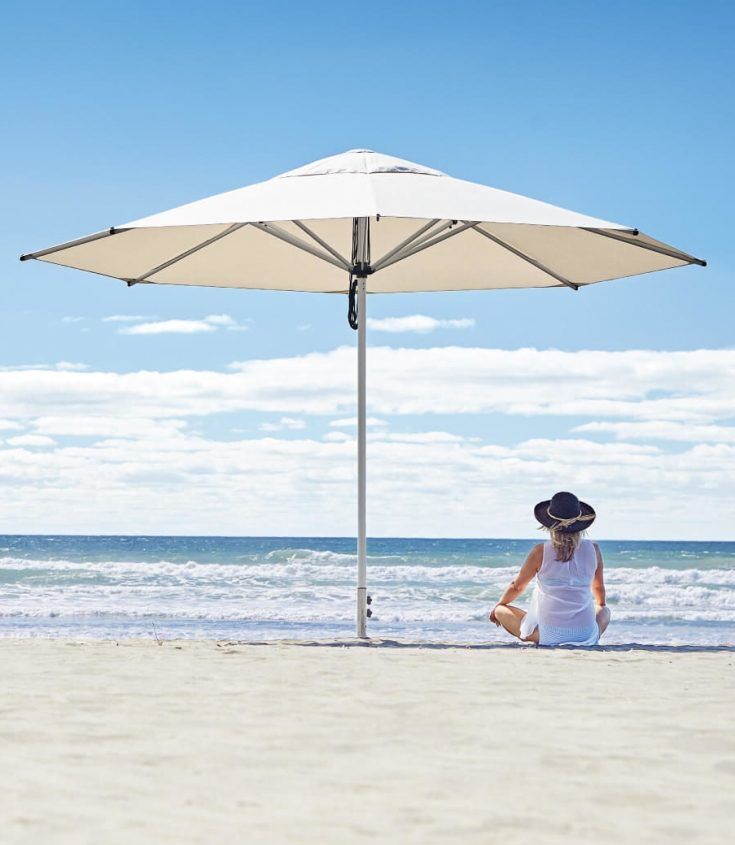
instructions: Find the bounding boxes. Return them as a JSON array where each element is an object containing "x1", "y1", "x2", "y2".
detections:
[{"x1": 1, "y1": 640, "x2": 733, "y2": 844}]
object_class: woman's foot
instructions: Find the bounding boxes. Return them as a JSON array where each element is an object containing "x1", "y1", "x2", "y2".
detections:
[{"x1": 492, "y1": 604, "x2": 539, "y2": 643}]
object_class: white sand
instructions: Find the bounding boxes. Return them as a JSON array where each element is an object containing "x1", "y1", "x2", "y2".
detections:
[{"x1": 2, "y1": 640, "x2": 733, "y2": 844}]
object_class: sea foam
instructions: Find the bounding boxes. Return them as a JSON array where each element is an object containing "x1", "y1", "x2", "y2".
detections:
[{"x1": 1, "y1": 538, "x2": 733, "y2": 644}]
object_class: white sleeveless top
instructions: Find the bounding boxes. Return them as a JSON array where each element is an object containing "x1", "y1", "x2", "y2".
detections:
[{"x1": 519, "y1": 539, "x2": 599, "y2": 646}]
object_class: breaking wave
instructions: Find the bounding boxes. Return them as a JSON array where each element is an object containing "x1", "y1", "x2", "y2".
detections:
[{"x1": 1, "y1": 540, "x2": 734, "y2": 644}]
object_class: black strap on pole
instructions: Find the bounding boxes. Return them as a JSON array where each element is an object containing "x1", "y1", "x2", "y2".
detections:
[
  {"x1": 348, "y1": 274, "x2": 358, "y2": 330},
  {"x1": 348, "y1": 218, "x2": 360, "y2": 330},
  {"x1": 348, "y1": 217, "x2": 372, "y2": 330}
]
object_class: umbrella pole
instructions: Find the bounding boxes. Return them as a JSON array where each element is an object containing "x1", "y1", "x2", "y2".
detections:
[{"x1": 356, "y1": 275, "x2": 368, "y2": 638}]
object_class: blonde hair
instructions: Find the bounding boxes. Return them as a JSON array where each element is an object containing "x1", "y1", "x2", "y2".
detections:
[{"x1": 549, "y1": 529, "x2": 583, "y2": 562}]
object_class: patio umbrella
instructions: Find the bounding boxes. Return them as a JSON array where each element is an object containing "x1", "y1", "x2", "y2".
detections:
[{"x1": 21, "y1": 148, "x2": 705, "y2": 637}]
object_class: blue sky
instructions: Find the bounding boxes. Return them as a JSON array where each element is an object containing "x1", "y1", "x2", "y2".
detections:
[{"x1": 1, "y1": 1, "x2": 733, "y2": 538}]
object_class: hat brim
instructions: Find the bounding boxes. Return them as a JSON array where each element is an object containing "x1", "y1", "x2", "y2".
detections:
[{"x1": 534, "y1": 499, "x2": 596, "y2": 533}]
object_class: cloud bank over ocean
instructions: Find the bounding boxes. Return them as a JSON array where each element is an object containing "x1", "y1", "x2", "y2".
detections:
[{"x1": 0, "y1": 346, "x2": 732, "y2": 539}]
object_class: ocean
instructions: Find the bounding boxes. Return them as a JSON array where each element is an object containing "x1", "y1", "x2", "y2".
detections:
[{"x1": 1, "y1": 535, "x2": 733, "y2": 645}]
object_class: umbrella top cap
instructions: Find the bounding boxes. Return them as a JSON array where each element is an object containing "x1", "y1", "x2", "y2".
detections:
[{"x1": 277, "y1": 149, "x2": 446, "y2": 179}]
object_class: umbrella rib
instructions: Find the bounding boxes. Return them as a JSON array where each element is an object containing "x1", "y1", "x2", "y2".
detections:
[
  {"x1": 20, "y1": 229, "x2": 116, "y2": 262},
  {"x1": 581, "y1": 228, "x2": 707, "y2": 267},
  {"x1": 374, "y1": 221, "x2": 479, "y2": 272},
  {"x1": 129, "y1": 223, "x2": 247, "y2": 285},
  {"x1": 250, "y1": 222, "x2": 349, "y2": 271},
  {"x1": 371, "y1": 219, "x2": 442, "y2": 271},
  {"x1": 292, "y1": 221, "x2": 351, "y2": 270},
  {"x1": 375, "y1": 221, "x2": 458, "y2": 269},
  {"x1": 470, "y1": 225, "x2": 579, "y2": 290}
]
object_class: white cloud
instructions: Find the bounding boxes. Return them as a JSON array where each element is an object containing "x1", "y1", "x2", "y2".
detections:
[
  {"x1": 0, "y1": 362, "x2": 88, "y2": 372},
  {"x1": 202, "y1": 313, "x2": 235, "y2": 327},
  {"x1": 120, "y1": 319, "x2": 218, "y2": 335},
  {"x1": 324, "y1": 431, "x2": 351, "y2": 442},
  {"x1": 102, "y1": 315, "x2": 154, "y2": 323},
  {"x1": 0, "y1": 347, "x2": 733, "y2": 423},
  {"x1": 0, "y1": 427, "x2": 732, "y2": 539},
  {"x1": 0, "y1": 346, "x2": 733, "y2": 539},
  {"x1": 259, "y1": 417, "x2": 306, "y2": 432},
  {"x1": 61, "y1": 316, "x2": 84, "y2": 324},
  {"x1": 119, "y1": 313, "x2": 250, "y2": 335},
  {"x1": 574, "y1": 421, "x2": 735, "y2": 443},
  {"x1": 6, "y1": 434, "x2": 56, "y2": 448},
  {"x1": 372, "y1": 431, "x2": 467, "y2": 443},
  {"x1": 329, "y1": 417, "x2": 388, "y2": 428},
  {"x1": 0, "y1": 420, "x2": 23, "y2": 431},
  {"x1": 31, "y1": 416, "x2": 187, "y2": 439},
  {"x1": 367, "y1": 315, "x2": 475, "y2": 333}
]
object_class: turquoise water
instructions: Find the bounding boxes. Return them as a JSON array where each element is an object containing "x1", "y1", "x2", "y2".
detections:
[{"x1": 1, "y1": 536, "x2": 733, "y2": 644}]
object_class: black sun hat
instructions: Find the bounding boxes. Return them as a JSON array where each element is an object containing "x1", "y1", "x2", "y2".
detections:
[{"x1": 534, "y1": 491, "x2": 596, "y2": 534}]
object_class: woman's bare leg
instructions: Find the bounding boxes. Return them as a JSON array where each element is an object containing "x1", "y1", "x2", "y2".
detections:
[
  {"x1": 596, "y1": 605, "x2": 611, "y2": 637},
  {"x1": 494, "y1": 604, "x2": 539, "y2": 643}
]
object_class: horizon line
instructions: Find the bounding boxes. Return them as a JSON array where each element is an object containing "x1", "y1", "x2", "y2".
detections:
[{"x1": 1, "y1": 533, "x2": 733, "y2": 544}]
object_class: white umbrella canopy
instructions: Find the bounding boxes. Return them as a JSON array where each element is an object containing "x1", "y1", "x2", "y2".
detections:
[
  {"x1": 22, "y1": 148, "x2": 703, "y2": 292},
  {"x1": 22, "y1": 149, "x2": 705, "y2": 637}
]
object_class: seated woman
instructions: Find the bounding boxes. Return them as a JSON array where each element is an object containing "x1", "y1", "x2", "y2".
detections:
[{"x1": 489, "y1": 491, "x2": 611, "y2": 646}]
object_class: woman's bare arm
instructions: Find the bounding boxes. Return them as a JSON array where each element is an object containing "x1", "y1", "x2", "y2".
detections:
[
  {"x1": 489, "y1": 544, "x2": 543, "y2": 624},
  {"x1": 592, "y1": 543, "x2": 606, "y2": 607}
]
